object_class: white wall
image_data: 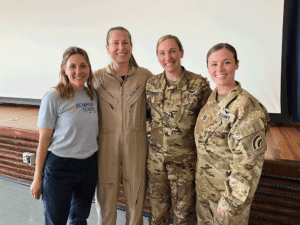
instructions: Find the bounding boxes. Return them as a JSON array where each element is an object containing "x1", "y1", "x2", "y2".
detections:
[{"x1": 0, "y1": 0, "x2": 284, "y2": 113}]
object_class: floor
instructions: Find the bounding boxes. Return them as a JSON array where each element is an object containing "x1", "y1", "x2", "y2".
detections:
[
  {"x1": 0, "y1": 178, "x2": 150, "y2": 225},
  {"x1": 1, "y1": 103, "x2": 300, "y2": 225},
  {"x1": 265, "y1": 123, "x2": 300, "y2": 161}
]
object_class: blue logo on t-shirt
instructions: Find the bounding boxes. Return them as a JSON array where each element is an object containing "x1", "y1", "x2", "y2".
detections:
[{"x1": 76, "y1": 103, "x2": 95, "y2": 113}]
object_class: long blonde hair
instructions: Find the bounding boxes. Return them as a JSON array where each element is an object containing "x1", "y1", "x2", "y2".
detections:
[
  {"x1": 55, "y1": 46, "x2": 95, "y2": 100},
  {"x1": 106, "y1": 26, "x2": 138, "y2": 67}
]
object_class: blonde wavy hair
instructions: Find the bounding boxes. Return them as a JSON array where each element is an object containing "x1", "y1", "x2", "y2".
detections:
[{"x1": 55, "y1": 46, "x2": 95, "y2": 100}]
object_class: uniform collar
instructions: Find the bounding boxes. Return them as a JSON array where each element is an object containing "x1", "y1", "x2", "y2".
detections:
[
  {"x1": 209, "y1": 81, "x2": 242, "y2": 108},
  {"x1": 159, "y1": 66, "x2": 188, "y2": 91},
  {"x1": 106, "y1": 62, "x2": 135, "y2": 77}
]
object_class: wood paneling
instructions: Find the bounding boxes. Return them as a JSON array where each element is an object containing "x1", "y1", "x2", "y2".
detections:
[{"x1": 265, "y1": 123, "x2": 300, "y2": 161}]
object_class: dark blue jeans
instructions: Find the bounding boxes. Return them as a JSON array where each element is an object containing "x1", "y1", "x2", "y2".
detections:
[{"x1": 42, "y1": 151, "x2": 98, "y2": 225}]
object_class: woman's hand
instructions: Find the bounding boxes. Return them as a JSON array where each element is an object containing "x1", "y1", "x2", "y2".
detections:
[
  {"x1": 203, "y1": 77, "x2": 210, "y2": 86},
  {"x1": 217, "y1": 206, "x2": 232, "y2": 217},
  {"x1": 30, "y1": 127, "x2": 53, "y2": 200},
  {"x1": 30, "y1": 177, "x2": 43, "y2": 199}
]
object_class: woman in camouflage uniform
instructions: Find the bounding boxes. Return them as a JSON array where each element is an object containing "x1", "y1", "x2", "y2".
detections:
[
  {"x1": 194, "y1": 43, "x2": 269, "y2": 225},
  {"x1": 146, "y1": 35, "x2": 212, "y2": 224}
]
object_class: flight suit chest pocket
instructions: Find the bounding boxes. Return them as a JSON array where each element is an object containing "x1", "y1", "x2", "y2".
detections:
[
  {"x1": 98, "y1": 84, "x2": 118, "y2": 110},
  {"x1": 127, "y1": 83, "x2": 146, "y2": 112}
]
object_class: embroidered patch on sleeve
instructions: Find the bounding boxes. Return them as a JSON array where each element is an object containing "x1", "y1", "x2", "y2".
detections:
[{"x1": 253, "y1": 134, "x2": 263, "y2": 150}]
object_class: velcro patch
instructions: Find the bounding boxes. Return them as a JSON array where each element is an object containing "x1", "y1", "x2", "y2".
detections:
[
  {"x1": 217, "y1": 108, "x2": 235, "y2": 122},
  {"x1": 239, "y1": 130, "x2": 267, "y2": 159},
  {"x1": 253, "y1": 134, "x2": 263, "y2": 150}
]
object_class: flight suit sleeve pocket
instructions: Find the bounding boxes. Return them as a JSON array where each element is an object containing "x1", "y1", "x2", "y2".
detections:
[{"x1": 237, "y1": 118, "x2": 267, "y2": 159}]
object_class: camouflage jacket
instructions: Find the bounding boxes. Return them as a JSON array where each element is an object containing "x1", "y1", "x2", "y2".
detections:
[
  {"x1": 194, "y1": 82, "x2": 270, "y2": 214},
  {"x1": 146, "y1": 67, "x2": 212, "y2": 180}
]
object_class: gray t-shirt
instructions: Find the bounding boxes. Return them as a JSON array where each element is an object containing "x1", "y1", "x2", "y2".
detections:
[{"x1": 37, "y1": 89, "x2": 98, "y2": 159}]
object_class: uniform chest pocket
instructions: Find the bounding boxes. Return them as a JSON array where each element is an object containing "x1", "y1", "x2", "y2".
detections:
[
  {"x1": 211, "y1": 120, "x2": 231, "y2": 146},
  {"x1": 175, "y1": 97, "x2": 199, "y2": 129},
  {"x1": 183, "y1": 90, "x2": 200, "y2": 108},
  {"x1": 149, "y1": 106, "x2": 162, "y2": 129},
  {"x1": 202, "y1": 118, "x2": 223, "y2": 142},
  {"x1": 201, "y1": 118, "x2": 231, "y2": 156},
  {"x1": 146, "y1": 91, "x2": 164, "y2": 127}
]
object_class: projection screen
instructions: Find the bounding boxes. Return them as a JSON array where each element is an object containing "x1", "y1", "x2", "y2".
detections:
[{"x1": 0, "y1": 0, "x2": 287, "y2": 122}]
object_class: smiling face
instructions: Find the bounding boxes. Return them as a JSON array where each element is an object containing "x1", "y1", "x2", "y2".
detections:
[
  {"x1": 64, "y1": 54, "x2": 90, "y2": 92},
  {"x1": 207, "y1": 48, "x2": 239, "y2": 93},
  {"x1": 106, "y1": 30, "x2": 132, "y2": 65},
  {"x1": 157, "y1": 38, "x2": 183, "y2": 75}
]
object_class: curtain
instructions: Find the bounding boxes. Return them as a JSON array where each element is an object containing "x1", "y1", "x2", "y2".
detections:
[{"x1": 286, "y1": 0, "x2": 300, "y2": 123}]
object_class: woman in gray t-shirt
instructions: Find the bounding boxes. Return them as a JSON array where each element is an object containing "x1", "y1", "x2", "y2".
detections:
[{"x1": 30, "y1": 46, "x2": 99, "y2": 224}]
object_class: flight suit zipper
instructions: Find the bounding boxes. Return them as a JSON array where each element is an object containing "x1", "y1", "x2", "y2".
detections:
[{"x1": 120, "y1": 80, "x2": 123, "y2": 133}]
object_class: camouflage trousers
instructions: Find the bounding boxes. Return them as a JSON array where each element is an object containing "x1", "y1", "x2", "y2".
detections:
[
  {"x1": 196, "y1": 185, "x2": 250, "y2": 225},
  {"x1": 148, "y1": 168, "x2": 197, "y2": 224}
]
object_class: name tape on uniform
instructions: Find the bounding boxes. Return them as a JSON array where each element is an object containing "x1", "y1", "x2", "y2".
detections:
[{"x1": 217, "y1": 108, "x2": 235, "y2": 122}]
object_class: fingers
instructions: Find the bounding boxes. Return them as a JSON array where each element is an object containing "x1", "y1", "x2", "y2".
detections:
[
  {"x1": 217, "y1": 206, "x2": 232, "y2": 217},
  {"x1": 30, "y1": 184, "x2": 42, "y2": 199},
  {"x1": 31, "y1": 189, "x2": 38, "y2": 199},
  {"x1": 31, "y1": 190, "x2": 41, "y2": 199},
  {"x1": 203, "y1": 77, "x2": 210, "y2": 86},
  {"x1": 224, "y1": 211, "x2": 231, "y2": 217}
]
